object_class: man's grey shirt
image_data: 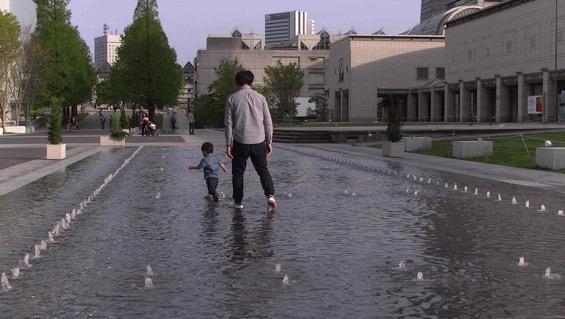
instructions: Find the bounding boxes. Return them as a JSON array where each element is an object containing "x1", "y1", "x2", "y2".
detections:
[{"x1": 224, "y1": 87, "x2": 273, "y2": 146}]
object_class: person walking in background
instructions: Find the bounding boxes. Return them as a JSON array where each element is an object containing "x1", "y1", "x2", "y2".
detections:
[
  {"x1": 224, "y1": 70, "x2": 276, "y2": 212},
  {"x1": 99, "y1": 112, "x2": 106, "y2": 130},
  {"x1": 187, "y1": 110, "x2": 195, "y2": 135},
  {"x1": 171, "y1": 113, "x2": 177, "y2": 131}
]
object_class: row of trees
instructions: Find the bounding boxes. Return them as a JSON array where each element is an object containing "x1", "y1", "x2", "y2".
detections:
[
  {"x1": 100, "y1": 0, "x2": 182, "y2": 121},
  {"x1": 193, "y1": 58, "x2": 330, "y2": 128},
  {"x1": 0, "y1": 0, "x2": 96, "y2": 139}
]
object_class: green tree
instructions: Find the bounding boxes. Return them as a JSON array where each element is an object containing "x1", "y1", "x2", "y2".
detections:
[
  {"x1": 264, "y1": 61, "x2": 304, "y2": 122},
  {"x1": 0, "y1": 11, "x2": 21, "y2": 132},
  {"x1": 193, "y1": 58, "x2": 243, "y2": 128},
  {"x1": 134, "y1": 0, "x2": 159, "y2": 20},
  {"x1": 308, "y1": 89, "x2": 329, "y2": 122},
  {"x1": 33, "y1": 0, "x2": 95, "y2": 120},
  {"x1": 109, "y1": 0, "x2": 182, "y2": 121}
]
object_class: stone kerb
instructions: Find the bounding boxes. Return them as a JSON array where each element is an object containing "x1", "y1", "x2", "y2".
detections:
[
  {"x1": 536, "y1": 147, "x2": 565, "y2": 170},
  {"x1": 452, "y1": 141, "x2": 493, "y2": 159},
  {"x1": 403, "y1": 137, "x2": 432, "y2": 152},
  {"x1": 100, "y1": 136, "x2": 126, "y2": 148},
  {"x1": 5, "y1": 126, "x2": 26, "y2": 134}
]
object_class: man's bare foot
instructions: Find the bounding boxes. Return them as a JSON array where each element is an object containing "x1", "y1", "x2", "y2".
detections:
[{"x1": 267, "y1": 196, "x2": 277, "y2": 213}]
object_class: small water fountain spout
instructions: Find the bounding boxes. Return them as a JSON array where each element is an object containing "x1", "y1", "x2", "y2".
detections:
[
  {"x1": 512, "y1": 197, "x2": 517, "y2": 205},
  {"x1": 464, "y1": 186, "x2": 468, "y2": 193},
  {"x1": 275, "y1": 264, "x2": 282, "y2": 273},
  {"x1": 398, "y1": 262, "x2": 407, "y2": 270},
  {"x1": 21, "y1": 254, "x2": 31, "y2": 268},
  {"x1": 540, "y1": 205, "x2": 547, "y2": 212},
  {"x1": 525, "y1": 200, "x2": 530, "y2": 208},
  {"x1": 34, "y1": 245, "x2": 41, "y2": 258},
  {"x1": 559, "y1": 210, "x2": 565, "y2": 216},
  {"x1": 145, "y1": 277, "x2": 153, "y2": 288},
  {"x1": 544, "y1": 267, "x2": 552, "y2": 278},
  {"x1": 474, "y1": 188, "x2": 479, "y2": 196},
  {"x1": 146, "y1": 265, "x2": 154, "y2": 277},
  {"x1": 486, "y1": 191, "x2": 491, "y2": 198},
  {"x1": 10, "y1": 267, "x2": 20, "y2": 279},
  {"x1": 282, "y1": 274, "x2": 290, "y2": 285},
  {"x1": 1, "y1": 273, "x2": 12, "y2": 292},
  {"x1": 518, "y1": 257, "x2": 526, "y2": 266},
  {"x1": 417, "y1": 272, "x2": 424, "y2": 281}
]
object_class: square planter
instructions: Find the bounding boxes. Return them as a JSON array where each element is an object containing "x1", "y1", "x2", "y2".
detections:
[
  {"x1": 536, "y1": 147, "x2": 565, "y2": 169},
  {"x1": 382, "y1": 142, "x2": 404, "y2": 157},
  {"x1": 46, "y1": 144, "x2": 66, "y2": 160},
  {"x1": 452, "y1": 141, "x2": 493, "y2": 159},
  {"x1": 100, "y1": 136, "x2": 126, "y2": 147},
  {"x1": 403, "y1": 137, "x2": 432, "y2": 152}
]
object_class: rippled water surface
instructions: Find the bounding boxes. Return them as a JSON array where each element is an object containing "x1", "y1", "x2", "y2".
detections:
[{"x1": 1, "y1": 146, "x2": 565, "y2": 318}]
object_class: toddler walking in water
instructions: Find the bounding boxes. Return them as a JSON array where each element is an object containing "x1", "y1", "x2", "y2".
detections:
[{"x1": 189, "y1": 142, "x2": 227, "y2": 202}]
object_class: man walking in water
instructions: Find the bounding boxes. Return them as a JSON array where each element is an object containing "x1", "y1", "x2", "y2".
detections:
[{"x1": 225, "y1": 70, "x2": 276, "y2": 212}]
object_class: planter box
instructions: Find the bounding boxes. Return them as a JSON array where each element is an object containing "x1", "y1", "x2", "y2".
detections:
[
  {"x1": 403, "y1": 137, "x2": 432, "y2": 152},
  {"x1": 452, "y1": 141, "x2": 493, "y2": 159},
  {"x1": 5, "y1": 126, "x2": 26, "y2": 134},
  {"x1": 382, "y1": 142, "x2": 404, "y2": 157},
  {"x1": 100, "y1": 136, "x2": 126, "y2": 147},
  {"x1": 46, "y1": 144, "x2": 66, "y2": 160},
  {"x1": 536, "y1": 147, "x2": 565, "y2": 169},
  {"x1": 0, "y1": 127, "x2": 3, "y2": 135}
]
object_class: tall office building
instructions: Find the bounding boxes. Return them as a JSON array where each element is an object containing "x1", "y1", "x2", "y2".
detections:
[
  {"x1": 265, "y1": 11, "x2": 314, "y2": 47},
  {"x1": 94, "y1": 34, "x2": 122, "y2": 70}
]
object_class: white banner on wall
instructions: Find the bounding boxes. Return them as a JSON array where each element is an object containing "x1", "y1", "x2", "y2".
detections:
[{"x1": 527, "y1": 95, "x2": 543, "y2": 114}]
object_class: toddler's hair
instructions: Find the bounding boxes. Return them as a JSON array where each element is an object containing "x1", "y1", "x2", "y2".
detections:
[{"x1": 201, "y1": 142, "x2": 214, "y2": 154}]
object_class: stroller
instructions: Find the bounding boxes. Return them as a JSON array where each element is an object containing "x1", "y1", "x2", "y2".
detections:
[{"x1": 148, "y1": 122, "x2": 158, "y2": 136}]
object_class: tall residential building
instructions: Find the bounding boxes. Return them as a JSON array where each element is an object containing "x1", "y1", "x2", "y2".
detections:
[
  {"x1": 0, "y1": 0, "x2": 36, "y2": 38},
  {"x1": 94, "y1": 34, "x2": 122, "y2": 71},
  {"x1": 265, "y1": 11, "x2": 314, "y2": 47}
]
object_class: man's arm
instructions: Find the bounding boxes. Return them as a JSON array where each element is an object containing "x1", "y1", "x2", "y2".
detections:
[
  {"x1": 262, "y1": 96, "x2": 274, "y2": 156},
  {"x1": 224, "y1": 98, "x2": 234, "y2": 159}
]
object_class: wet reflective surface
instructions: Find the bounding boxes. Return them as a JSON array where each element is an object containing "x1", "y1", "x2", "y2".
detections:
[{"x1": 1, "y1": 145, "x2": 565, "y2": 318}]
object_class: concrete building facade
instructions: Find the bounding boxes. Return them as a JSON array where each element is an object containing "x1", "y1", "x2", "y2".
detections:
[
  {"x1": 328, "y1": 35, "x2": 446, "y2": 122},
  {"x1": 265, "y1": 11, "x2": 314, "y2": 47},
  {"x1": 445, "y1": 0, "x2": 565, "y2": 123},
  {"x1": 94, "y1": 34, "x2": 122, "y2": 71},
  {"x1": 195, "y1": 31, "x2": 339, "y2": 100}
]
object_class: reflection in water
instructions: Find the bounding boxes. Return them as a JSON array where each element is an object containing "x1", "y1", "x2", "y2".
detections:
[{"x1": 0, "y1": 146, "x2": 565, "y2": 318}]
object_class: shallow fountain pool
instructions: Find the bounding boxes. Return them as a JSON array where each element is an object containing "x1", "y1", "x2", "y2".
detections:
[{"x1": 1, "y1": 145, "x2": 565, "y2": 318}]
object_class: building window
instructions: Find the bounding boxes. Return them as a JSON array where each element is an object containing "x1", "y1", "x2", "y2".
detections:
[
  {"x1": 338, "y1": 58, "x2": 345, "y2": 82},
  {"x1": 467, "y1": 49, "x2": 472, "y2": 61},
  {"x1": 506, "y1": 40, "x2": 512, "y2": 53},
  {"x1": 436, "y1": 68, "x2": 445, "y2": 80},
  {"x1": 417, "y1": 67, "x2": 429, "y2": 80}
]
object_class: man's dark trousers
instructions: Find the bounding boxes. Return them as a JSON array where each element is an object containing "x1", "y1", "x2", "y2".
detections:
[{"x1": 232, "y1": 140, "x2": 275, "y2": 204}]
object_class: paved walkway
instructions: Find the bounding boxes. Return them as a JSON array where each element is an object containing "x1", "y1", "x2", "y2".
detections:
[
  {"x1": 301, "y1": 143, "x2": 565, "y2": 194},
  {"x1": 277, "y1": 123, "x2": 565, "y2": 132}
]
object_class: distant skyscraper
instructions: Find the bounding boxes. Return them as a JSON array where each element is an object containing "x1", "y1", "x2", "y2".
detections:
[
  {"x1": 94, "y1": 34, "x2": 122, "y2": 70},
  {"x1": 265, "y1": 11, "x2": 314, "y2": 47}
]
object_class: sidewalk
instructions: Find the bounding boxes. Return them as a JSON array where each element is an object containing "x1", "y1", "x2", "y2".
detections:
[
  {"x1": 0, "y1": 147, "x2": 101, "y2": 196},
  {"x1": 300, "y1": 143, "x2": 565, "y2": 194}
]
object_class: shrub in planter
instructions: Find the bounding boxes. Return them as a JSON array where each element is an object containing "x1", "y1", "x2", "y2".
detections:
[
  {"x1": 48, "y1": 97, "x2": 63, "y2": 145},
  {"x1": 120, "y1": 107, "x2": 129, "y2": 130},
  {"x1": 386, "y1": 102, "x2": 402, "y2": 143},
  {"x1": 110, "y1": 113, "x2": 127, "y2": 140}
]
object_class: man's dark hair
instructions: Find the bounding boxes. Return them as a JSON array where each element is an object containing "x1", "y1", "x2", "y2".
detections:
[
  {"x1": 235, "y1": 70, "x2": 254, "y2": 86},
  {"x1": 201, "y1": 142, "x2": 214, "y2": 154}
]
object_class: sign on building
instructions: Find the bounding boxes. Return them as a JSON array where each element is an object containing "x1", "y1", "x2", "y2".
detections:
[{"x1": 527, "y1": 96, "x2": 543, "y2": 114}]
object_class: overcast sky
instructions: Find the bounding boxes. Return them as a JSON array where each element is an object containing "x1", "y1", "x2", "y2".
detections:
[{"x1": 69, "y1": 0, "x2": 422, "y2": 65}]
